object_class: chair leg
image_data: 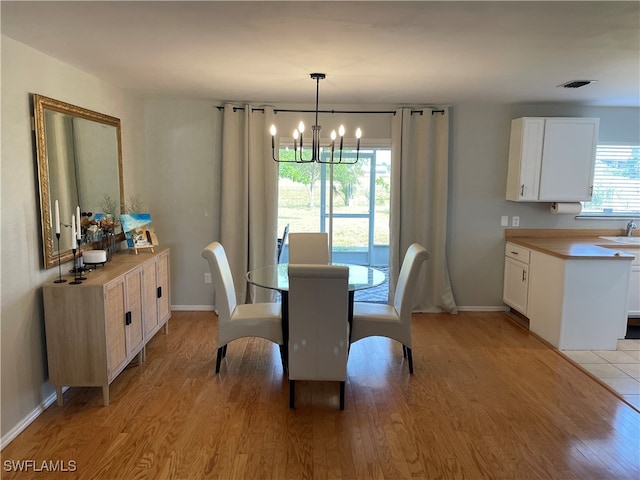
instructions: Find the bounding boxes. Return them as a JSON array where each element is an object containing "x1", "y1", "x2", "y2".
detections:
[
  {"x1": 222, "y1": 344, "x2": 228, "y2": 358},
  {"x1": 339, "y1": 381, "x2": 345, "y2": 410},
  {"x1": 402, "y1": 344, "x2": 407, "y2": 358},
  {"x1": 289, "y1": 380, "x2": 295, "y2": 409},
  {"x1": 215, "y1": 346, "x2": 224, "y2": 373},
  {"x1": 279, "y1": 345, "x2": 288, "y2": 373},
  {"x1": 406, "y1": 347, "x2": 414, "y2": 374}
]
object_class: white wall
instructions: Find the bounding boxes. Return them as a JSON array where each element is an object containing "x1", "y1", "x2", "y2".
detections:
[
  {"x1": 143, "y1": 101, "x2": 220, "y2": 308},
  {"x1": 1, "y1": 36, "x2": 145, "y2": 443}
]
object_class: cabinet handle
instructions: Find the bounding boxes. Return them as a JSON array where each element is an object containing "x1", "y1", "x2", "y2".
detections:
[
  {"x1": 522, "y1": 271, "x2": 527, "y2": 282},
  {"x1": 157, "y1": 286, "x2": 162, "y2": 298},
  {"x1": 125, "y1": 311, "x2": 132, "y2": 326},
  {"x1": 510, "y1": 251, "x2": 519, "y2": 255},
  {"x1": 520, "y1": 184, "x2": 525, "y2": 196},
  {"x1": 589, "y1": 186, "x2": 593, "y2": 196}
]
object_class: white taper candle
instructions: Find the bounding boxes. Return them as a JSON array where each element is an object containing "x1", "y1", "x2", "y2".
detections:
[
  {"x1": 76, "y1": 206, "x2": 81, "y2": 239},
  {"x1": 71, "y1": 216, "x2": 77, "y2": 249},
  {"x1": 54, "y1": 200, "x2": 60, "y2": 235}
]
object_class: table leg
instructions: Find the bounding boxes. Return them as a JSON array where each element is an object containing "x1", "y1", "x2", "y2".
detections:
[
  {"x1": 281, "y1": 290, "x2": 289, "y2": 374},
  {"x1": 348, "y1": 291, "x2": 354, "y2": 343}
]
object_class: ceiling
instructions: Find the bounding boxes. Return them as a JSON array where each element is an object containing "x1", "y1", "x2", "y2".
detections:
[{"x1": 2, "y1": 1, "x2": 639, "y2": 107}]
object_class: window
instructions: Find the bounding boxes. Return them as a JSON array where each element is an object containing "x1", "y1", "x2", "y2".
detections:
[{"x1": 581, "y1": 145, "x2": 640, "y2": 217}]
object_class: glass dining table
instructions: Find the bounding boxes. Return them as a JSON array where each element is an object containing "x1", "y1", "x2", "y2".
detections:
[
  {"x1": 246, "y1": 263, "x2": 385, "y2": 369},
  {"x1": 246, "y1": 263, "x2": 385, "y2": 294}
]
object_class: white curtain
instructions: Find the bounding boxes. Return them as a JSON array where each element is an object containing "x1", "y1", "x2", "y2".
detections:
[
  {"x1": 219, "y1": 104, "x2": 278, "y2": 304},
  {"x1": 389, "y1": 107, "x2": 458, "y2": 313}
]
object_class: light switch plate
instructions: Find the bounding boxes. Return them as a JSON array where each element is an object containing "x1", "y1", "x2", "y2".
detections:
[
  {"x1": 204, "y1": 273, "x2": 212, "y2": 284},
  {"x1": 512, "y1": 216, "x2": 520, "y2": 227},
  {"x1": 501, "y1": 215, "x2": 509, "y2": 227}
]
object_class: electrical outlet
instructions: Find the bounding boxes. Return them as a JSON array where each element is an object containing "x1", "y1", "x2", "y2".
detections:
[
  {"x1": 512, "y1": 216, "x2": 520, "y2": 227},
  {"x1": 501, "y1": 215, "x2": 509, "y2": 227},
  {"x1": 204, "y1": 273, "x2": 212, "y2": 284}
]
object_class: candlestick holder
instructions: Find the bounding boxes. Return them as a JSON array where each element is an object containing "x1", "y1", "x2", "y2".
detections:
[
  {"x1": 69, "y1": 248, "x2": 83, "y2": 285},
  {"x1": 70, "y1": 234, "x2": 88, "y2": 280},
  {"x1": 53, "y1": 233, "x2": 67, "y2": 283}
]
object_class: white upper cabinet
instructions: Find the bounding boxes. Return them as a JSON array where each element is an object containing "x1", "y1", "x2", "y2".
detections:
[{"x1": 506, "y1": 117, "x2": 599, "y2": 202}]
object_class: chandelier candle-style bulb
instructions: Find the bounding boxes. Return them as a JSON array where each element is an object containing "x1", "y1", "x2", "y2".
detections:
[
  {"x1": 270, "y1": 125, "x2": 276, "y2": 149},
  {"x1": 270, "y1": 72, "x2": 362, "y2": 164},
  {"x1": 293, "y1": 129, "x2": 299, "y2": 155},
  {"x1": 298, "y1": 121, "x2": 305, "y2": 152}
]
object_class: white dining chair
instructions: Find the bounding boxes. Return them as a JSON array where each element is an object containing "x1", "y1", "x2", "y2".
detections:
[
  {"x1": 287, "y1": 264, "x2": 350, "y2": 409},
  {"x1": 350, "y1": 243, "x2": 430, "y2": 373},
  {"x1": 202, "y1": 242, "x2": 283, "y2": 373},
  {"x1": 288, "y1": 232, "x2": 330, "y2": 264}
]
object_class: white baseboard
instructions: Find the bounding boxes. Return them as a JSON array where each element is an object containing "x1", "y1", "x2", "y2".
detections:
[
  {"x1": 1, "y1": 387, "x2": 67, "y2": 450},
  {"x1": 171, "y1": 305, "x2": 214, "y2": 312},
  {"x1": 171, "y1": 305, "x2": 508, "y2": 313},
  {"x1": 456, "y1": 306, "x2": 510, "y2": 312}
]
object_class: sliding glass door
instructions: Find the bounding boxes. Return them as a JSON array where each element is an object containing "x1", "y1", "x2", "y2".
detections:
[{"x1": 277, "y1": 147, "x2": 390, "y2": 266}]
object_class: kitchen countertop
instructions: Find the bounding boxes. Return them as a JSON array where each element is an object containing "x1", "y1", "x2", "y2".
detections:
[{"x1": 505, "y1": 229, "x2": 638, "y2": 260}]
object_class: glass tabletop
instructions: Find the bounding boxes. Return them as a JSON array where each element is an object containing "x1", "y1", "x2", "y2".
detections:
[{"x1": 246, "y1": 263, "x2": 385, "y2": 292}]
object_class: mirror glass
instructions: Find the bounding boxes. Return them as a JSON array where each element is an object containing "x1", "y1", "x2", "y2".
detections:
[{"x1": 34, "y1": 94, "x2": 124, "y2": 269}]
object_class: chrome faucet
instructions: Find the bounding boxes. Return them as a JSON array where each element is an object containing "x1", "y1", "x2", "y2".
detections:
[{"x1": 627, "y1": 219, "x2": 637, "y2": 236}]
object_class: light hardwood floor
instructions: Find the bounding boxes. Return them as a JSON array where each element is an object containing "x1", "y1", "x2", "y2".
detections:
[{"x1": 1, "y1": 311, "x2": 639, "y2": 479}]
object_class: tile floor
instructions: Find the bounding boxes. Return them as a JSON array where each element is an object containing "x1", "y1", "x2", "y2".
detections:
[
  {"x1": 353, "y1": 266, "x2": 389, "y2": 303},
  {"x1": 562, "y1": 339, "x2": 640, "y2": 411}
]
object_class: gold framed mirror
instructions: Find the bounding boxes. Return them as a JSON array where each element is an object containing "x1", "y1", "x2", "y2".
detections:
[{"x1": 33, "y1": 94, "x2": 124, "y2": 269}]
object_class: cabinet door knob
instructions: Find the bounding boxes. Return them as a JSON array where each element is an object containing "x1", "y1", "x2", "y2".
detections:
[{"x1": 157, "y1": 286, "x2": 162, "y2": 298}]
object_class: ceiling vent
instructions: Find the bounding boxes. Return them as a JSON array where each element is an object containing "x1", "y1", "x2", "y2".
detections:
[{"x1": 558, "y1": 80, "x2": 598, "y2": 89}]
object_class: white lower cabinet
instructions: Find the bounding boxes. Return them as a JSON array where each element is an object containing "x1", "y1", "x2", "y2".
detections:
[
  {"x1": 503, "y1": 242, "x2": 632, "y2": 350},
  {"x1": 622, "y1": 250, "x2": 640, "y2": 317},
  {"x1": 526, "y1": 251, "x2": 630, "y2": 350},
  {"x1": 503, "y1": 243, "x2": 530, "y2": 315}
]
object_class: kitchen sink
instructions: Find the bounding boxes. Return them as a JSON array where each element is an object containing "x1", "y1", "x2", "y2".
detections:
[{"x1": 599, "y1": 236, "x2": 640, "y2": 245}]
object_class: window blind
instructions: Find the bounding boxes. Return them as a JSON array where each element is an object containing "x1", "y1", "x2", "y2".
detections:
[{"x1": 582, "y1": 145, "x2": 640, "y2": 217}]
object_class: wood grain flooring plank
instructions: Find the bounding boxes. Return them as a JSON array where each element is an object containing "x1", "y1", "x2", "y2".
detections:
[{"x1": 1, "y1": 311, "x2": 639, "y2": 479}]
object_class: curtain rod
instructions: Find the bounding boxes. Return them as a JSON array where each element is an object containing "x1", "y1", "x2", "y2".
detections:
[{"x1": 216, "y1": 106, "x2": 445, "y2": 115}]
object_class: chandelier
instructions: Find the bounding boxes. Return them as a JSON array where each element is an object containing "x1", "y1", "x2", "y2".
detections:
[{"x1": 270, "y1": 73, "x2": 361, "y2": 164}]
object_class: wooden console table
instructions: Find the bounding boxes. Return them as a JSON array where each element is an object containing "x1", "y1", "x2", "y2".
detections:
[{"x1": 43, "y1": 248, "x2": 171, "y2": 406}]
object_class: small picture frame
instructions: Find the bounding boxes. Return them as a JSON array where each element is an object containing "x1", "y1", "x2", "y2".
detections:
[{"x1": 120, "y1": 213, "x2": 159, "y2": 254}]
